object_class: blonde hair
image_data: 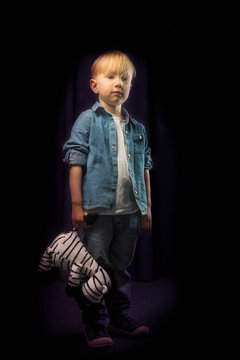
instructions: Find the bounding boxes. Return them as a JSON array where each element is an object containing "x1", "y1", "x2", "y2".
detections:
[{"x1": 91, "y1": 50, "x2": 136, "y2": 79}]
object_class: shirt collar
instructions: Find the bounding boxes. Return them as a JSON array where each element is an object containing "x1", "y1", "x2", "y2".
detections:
[{"x1": 92, "y1": 101, "x2": 136, "y2": 124}]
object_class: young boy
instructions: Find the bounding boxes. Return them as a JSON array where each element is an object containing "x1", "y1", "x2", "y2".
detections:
[{"x1": 63, "y1": 50, "x2": 153, "y2": 348}]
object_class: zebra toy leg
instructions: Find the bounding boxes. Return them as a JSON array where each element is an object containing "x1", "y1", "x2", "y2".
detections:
[
  {"x1": 68, "y1": 262, "x2": 85, "y2": 287},
  {"x1": 66, "y1": 260, "x2": 112, "y2": 303},
  {"x1": 37, "y1": 248, "x2": 60, "y2": 284},
  {"x1": 81, "y1": 266, "x2": 111, "y2": 303},
  {"x1": 38, "y1": 248, "x2": 53, "y2": 272}
]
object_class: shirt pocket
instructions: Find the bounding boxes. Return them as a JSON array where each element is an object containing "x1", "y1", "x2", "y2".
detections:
[{"x1": 133, "y1": 134, "x2": 145, "y2": 154}]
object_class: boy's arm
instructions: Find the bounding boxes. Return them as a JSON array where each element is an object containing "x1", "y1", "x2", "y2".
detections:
[
  {"x1": 140, "y1": 169, "x2": 152, "y2": 231},
  {"x1": 69, "y1": 165, "x2": 87, "y2": 229}
]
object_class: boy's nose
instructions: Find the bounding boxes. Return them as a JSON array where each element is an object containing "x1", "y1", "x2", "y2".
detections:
[{"x1": 115, "y1": 76, "x2": 123, "y2": 87}]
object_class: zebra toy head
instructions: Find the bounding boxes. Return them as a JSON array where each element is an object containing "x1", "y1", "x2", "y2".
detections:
[{"x1": 38, "y1": 230, "x2": 112, "y2": 303}]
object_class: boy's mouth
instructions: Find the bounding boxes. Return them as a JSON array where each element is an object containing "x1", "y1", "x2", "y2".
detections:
[{"x1": 112, "y1": 91, "x2": 123, "y2": 96}]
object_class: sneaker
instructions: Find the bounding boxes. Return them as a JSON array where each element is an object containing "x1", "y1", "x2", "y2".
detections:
[
  {"x1": 108, "y1": 315, "x2": 150, "y2": 338},
  {"x1": 84, "y1": 323, "x2": 113, "y2": 348}
]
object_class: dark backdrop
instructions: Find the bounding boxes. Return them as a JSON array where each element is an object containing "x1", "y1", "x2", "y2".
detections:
[{"x1": 3, "y1": 4, "x2": 237, "y2": 358}]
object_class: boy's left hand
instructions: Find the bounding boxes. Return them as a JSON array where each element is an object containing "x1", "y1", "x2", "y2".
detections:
[{"x1": 140, "y1": 208, "x2": 152, "y2": 232}]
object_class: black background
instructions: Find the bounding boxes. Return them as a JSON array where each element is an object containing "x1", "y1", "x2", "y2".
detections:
[{"x1": 2, "y1": 3, "x2": 238, "y2": 358}]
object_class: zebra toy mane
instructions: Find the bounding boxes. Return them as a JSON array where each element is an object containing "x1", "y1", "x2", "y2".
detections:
[{"x1": 37, "y1": 230, "x2": 112, "y2": 303}]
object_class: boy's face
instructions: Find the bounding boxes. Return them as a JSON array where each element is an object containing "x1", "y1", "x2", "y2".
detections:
[{"x1": 90, "y1": 70, "x2": 133, "y2": 109}]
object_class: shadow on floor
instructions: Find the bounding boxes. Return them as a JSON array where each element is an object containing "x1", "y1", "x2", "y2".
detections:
[{"x1": 20, "y1": 276, "x2": 201, "y2": 359}]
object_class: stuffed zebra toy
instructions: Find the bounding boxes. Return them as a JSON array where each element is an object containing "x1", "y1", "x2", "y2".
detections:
[{"x1": 37, "y1": 230, "x2": 112, "y2": 303}]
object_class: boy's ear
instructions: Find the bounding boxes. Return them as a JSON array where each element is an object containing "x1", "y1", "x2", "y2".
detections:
[{"x1": 90, "y1": 79, "x2": 99, "y2": 94}]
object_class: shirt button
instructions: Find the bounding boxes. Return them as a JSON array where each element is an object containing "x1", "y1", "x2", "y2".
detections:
[
  {"x1": 139, "y1": 135, "x2": 142, "y2": 140},
  {"x1": 112, "y1": 145, "x2": 116, "y2": 149},
  {"x1": 135, "y1": 190, "x2": 138, "y2": 194},
  {"x1": 125, "y1": 130, "x2": 128, "y2": 134},
  {"x1": 128, "y1": 153, "x2": 131, "y2": 158},
  {"x1": 111, "y1": 122, "x2": 114, "y2": 126}
]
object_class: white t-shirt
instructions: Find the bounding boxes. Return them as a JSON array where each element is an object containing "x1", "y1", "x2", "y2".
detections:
[{"x1": 89, "y1": 116, "x2": 138, "y2": 215}]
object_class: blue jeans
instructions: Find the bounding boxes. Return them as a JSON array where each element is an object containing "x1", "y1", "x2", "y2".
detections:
[{"x1": 75, "y1": 213, "x2": 139, "y2": 326}]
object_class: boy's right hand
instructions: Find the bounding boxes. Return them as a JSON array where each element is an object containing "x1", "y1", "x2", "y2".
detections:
[{"x1": 72, "y1": 204, "x2": 88, "y2": 229}]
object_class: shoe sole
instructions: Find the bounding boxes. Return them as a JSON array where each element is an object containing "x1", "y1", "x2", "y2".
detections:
[
  {"x1": 84, "y1": 330, "x2": 113, "y2": 348},
  {"x1": 108, "y1": 324, "x2": 150, "y2": 338}
]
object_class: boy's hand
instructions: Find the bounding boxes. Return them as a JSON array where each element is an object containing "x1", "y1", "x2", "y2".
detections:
[
  {"x1": 140, "y1": 207, "x2": 152, "y2": 232},
  {"x1": 72, "y1": 204, "x2": 88, "y2": 229}
]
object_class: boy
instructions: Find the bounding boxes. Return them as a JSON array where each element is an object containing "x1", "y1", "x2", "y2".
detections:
[{"x1": 63, "y1": 50, "x2": 153, "y2": 348}]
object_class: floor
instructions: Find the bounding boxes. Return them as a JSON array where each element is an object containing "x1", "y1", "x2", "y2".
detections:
[
  {"x1": 17, "y1": 273, "x2": 228, "y2": 359},
  {"x1": 20, "y1": 276, "x2": 187, "y2": 359}
]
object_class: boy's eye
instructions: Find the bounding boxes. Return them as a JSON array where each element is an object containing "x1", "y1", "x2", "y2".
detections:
[{"x1": 105, "y1": 74, "x2": 129, "y2": 82}]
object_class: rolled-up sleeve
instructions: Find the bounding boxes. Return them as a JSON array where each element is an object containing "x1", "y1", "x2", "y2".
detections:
[
  {"x1": 63, "y1": 111, "x2": 91, "y2": 166},
  {"x1": 143, "y1": 126, "x2": 154, "y2": 170}
]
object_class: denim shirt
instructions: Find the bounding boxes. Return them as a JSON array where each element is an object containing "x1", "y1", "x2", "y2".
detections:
[{"x1": 63, "y1": 102, "x2": 153, "y2": 215}]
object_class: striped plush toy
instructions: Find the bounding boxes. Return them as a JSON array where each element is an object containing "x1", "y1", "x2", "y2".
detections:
[{"x1": 37, "y1": 230, "x2": 112, "y2": 303}]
